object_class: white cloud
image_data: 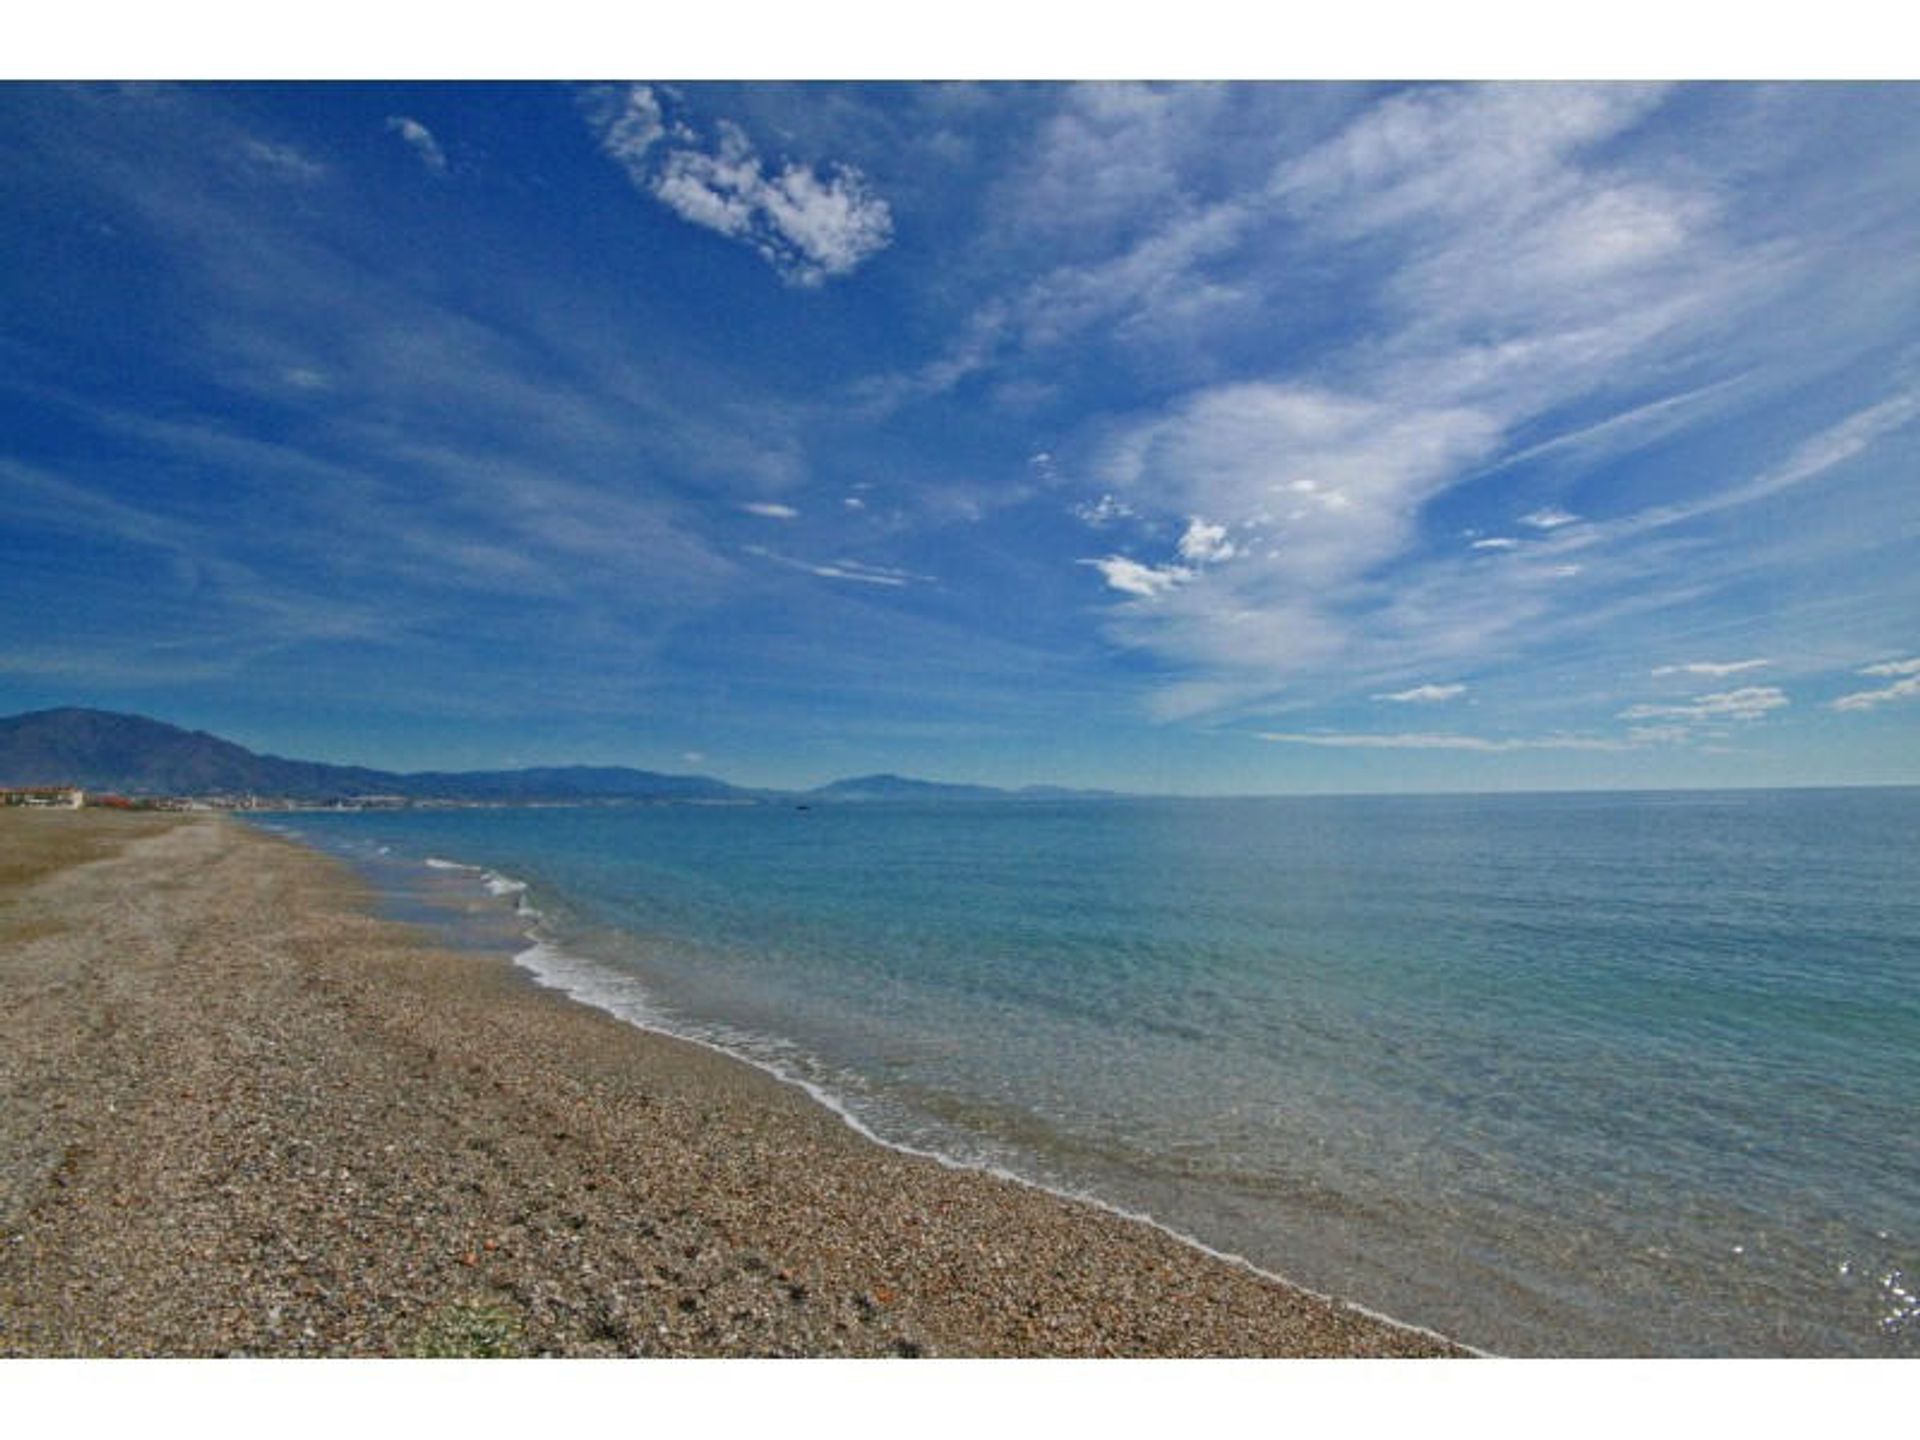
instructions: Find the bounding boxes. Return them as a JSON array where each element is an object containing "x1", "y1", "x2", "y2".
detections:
[
  {"x1": 1375, "y1": 683, "x2": 1467, "y2": 703},
  {"x1": 1651, "y1": 659, "x2": 1769, "y2": 677},
  {"x1": 743, "y1": 545, "x2": 930, "y2": 587},
  {"x1": 1040, "y1": 84, "x2": 1797, "y2": 720},
  {"x1": 385, "y1": 116, "x2": 447, "y2": 175},
  {"x1": 1618, "y1": 685, "x2": 1789, "y2": 722},
  {"x1": 1257, "y1": 730, "x2": 1632, "y2": 752},
  {"x1": 740, "y1": 501, "x2": 799, "y2": 520},
  {"x1": 586, "y1": 87, "x2": 892, "y2": 288},
  {"x1": 1274, "y1": 84, "x2": 1671, "y2": 233},
  {"x1": 1001, "y1": 83, "x2": 1226, "y2": 239},
  {"x1": 1522, "y1": 507, "x2": 1582, "y2": 530},
  {"x1": 1625, "y1": 724, "x2": 1694, "y2": 745},
  {"x1": 1074, "y1": 493, "x2": 1136, "y2": 528},
  {"x1": 1081, "y1": 555, "x2": 1192, "y2": 599},
  {"x1": 843, "y1": 495, "x2": 866, "y2": 510},
  {"x1": 241, "y1": 138, "x2": 325, "y2": 182},
  {"x1": 1831, "y1": 676, "x2": 1920, "y2": 712},
  {"x1": 1614, "y1": 387, "x2": 1920, "y2": 540},
  {"x1": 1478, "y1": 375, "x2": 1752, "y2": 480},
  {"x1": 1087, "y1": 382, "x2": 1499, "y2": 681},
  {"x1": 1860, "y1": 656, "x2": 1920, "y2": 677},
  {"x1": 582, "y1": 84, "x2": 665, "y2": 181},
  {"x1": 1748, "y1": 390, "x2": 1920, "y2": 500},
  {"x1": 1832, "y1": 657, "x2": 1920, "y2": 711},
  {"x1": 1176, "y1": 517, "x2": 1236, "y2": 565},
  {"x1": 855, "y1": 86, "x2": 1916, "y2": 735}
]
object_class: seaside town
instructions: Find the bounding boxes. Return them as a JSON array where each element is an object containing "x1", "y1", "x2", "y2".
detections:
[{"x1": 0, "y1": 785, "x2": 411, "y2": 812}]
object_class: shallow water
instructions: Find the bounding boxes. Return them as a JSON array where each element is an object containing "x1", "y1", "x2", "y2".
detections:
[{"x1": 265, "y1": 788, "x2": 1920, "y2": 1355}]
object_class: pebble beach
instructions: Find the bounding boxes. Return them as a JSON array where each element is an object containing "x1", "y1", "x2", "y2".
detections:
[{"x1": 0, "y1": 810, "x2": 1461, "y2": 1358}]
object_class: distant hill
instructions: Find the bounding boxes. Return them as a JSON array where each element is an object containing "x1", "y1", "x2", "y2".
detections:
[
  {"x1": 807, "y1": 773, "x2": 1117, "y2": 802},
  {"x1": 808, "y1": 773, "x2": 1009, "y2": 801},
  {"x1": 0, "y1": 708, "x2": 1127, "y2": 805},
  {"x1": 0, "y1": 708, "x2": 746, "y2": 803}
]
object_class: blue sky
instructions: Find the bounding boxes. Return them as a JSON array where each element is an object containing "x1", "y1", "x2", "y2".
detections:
[{"x1": 2, "y1": 80, "x2": 1918, "y2": 792}]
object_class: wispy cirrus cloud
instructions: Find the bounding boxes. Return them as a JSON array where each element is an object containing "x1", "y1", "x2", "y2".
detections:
[
  {"x1": 1522, "y1": 507, "x2": 1582, "y2": 531},
  {"x1": 385, "y1": 115, "x2": 447, "y2": 175},
  {"x1": 1651, "y1": 659, "x2": 1769, "y2": 678},
  {"x1": 240, "y1": 136, "x2": 325, "y2": 182},
  {"x1": 1618, "y1": 685, "x2": 1790, "y2": 723},
  {"x1": 743, "y1": 545, "x2": 931, "y2": 588},
  {"x1": 582, "y1": 85, "x2": 893, "y2": 287},
  {"x1": 1082, "y1": 380, "x2": 1499, "y2": 706},
  {"x1": 1861, "y1": 657, "x2": 1920, "y2": 677},
  {"x1": 1831, "y1": 657, "x2": 1920, "y2": 712},
  {"x1": 1010, "y1": 82, "x2": 1920, "y2": 737},
  {"x1": 1375, "y1": 683, "x2": 1467, "y2": 703},
  {"x1": 1257, "y1": 730, "x2": 1633, "y2": 753}
]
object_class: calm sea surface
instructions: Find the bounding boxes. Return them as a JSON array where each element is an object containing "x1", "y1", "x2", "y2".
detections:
[{"x1": 263, "y1": 789, "x2": 1920, "y2": 1356}]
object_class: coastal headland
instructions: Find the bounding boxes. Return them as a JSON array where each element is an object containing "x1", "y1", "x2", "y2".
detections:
[{"x1": 0, "y1": 810, "x2": 1460, "y2": 1357}]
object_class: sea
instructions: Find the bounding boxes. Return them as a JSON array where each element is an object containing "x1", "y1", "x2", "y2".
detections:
[{"x1": 257, "y1": 787, "x2": 1920, "y2": 1357}]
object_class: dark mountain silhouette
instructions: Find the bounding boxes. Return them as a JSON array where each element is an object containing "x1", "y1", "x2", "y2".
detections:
[
  {"x1": 0, "y1": 708, "x2": 1127, "y2": 805},
  {"x1": 0, "y1": 708, "x2": 744, "y2": 802}
]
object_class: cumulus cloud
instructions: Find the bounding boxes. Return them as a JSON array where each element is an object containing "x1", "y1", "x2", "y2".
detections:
[
  {"x1": 1084, "y1": 381, "x2": 1499, "y2": 681},
  {"x1": 585, "y1": 86, "x2": 892, "y2": 287},
  {"x1": 1832, "y1": 657, "x2": 1920, "y2": 711},
  {"x1": 1375, "y1": 683, "x2": 1467, "y2": 703},
  {"x1": 585, "y1": 84, "x2": 665, "y2": 179},
  {"x1": 1074, "y1": 493, "x2": 1136, "y2": 528},
  {"x1": 1176, "y1": 517, "x2": 1237, "y2": 565},
  {"x1": 385, "y1": 115, "x2": 447, "y2": 175},
  {"x1": 740, "y1": 501, "x2": 799, "y2": 519},
  {"x1": 1081, "y1": 555, "x2": 1192, "y2": 598},
  {"x1": 1651, "y1": 659, "x2": 1769, "y2": 677},
  {"x1": 1618, "y1": 685, "x2": 1789, "y2": 722}
]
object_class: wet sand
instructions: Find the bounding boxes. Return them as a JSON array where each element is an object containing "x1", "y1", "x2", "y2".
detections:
[{"x1": 0, "y1": 810, "x2": 1462, "y2": 1357}]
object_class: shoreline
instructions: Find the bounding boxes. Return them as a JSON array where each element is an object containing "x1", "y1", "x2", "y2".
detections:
[
  {"x1": 0, "y1": 810, "x2": 1463, "y2": 1357},
  {"x1": 330, "y1": 824, "x2": 1478, "y2": 1353}
]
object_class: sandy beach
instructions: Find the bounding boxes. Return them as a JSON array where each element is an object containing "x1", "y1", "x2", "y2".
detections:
[{"x1": 0, "y1": 810, "x2": 1460, "y2": 1357}]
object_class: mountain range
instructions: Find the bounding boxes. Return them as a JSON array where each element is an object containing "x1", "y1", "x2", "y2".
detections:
[{"x1": 0, "y1": 708, "x2": 1114, "y2": 804}]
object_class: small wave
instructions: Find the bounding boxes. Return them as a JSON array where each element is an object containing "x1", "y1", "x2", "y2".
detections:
[
  {"x1": 383, "y1": 837, "x2": 1477, "y2": 1357},
  {"x1": 499, "y1": 923, "x2": 1479, "y2": 1357},
  {"x1": 513, "y1": 937, "x2": 671, "y2": 1031}
]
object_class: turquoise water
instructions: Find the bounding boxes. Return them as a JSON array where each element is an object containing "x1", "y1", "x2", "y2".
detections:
[{"x1": 265, "y1": 789, "x2": 1920, "y2": 1356}]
